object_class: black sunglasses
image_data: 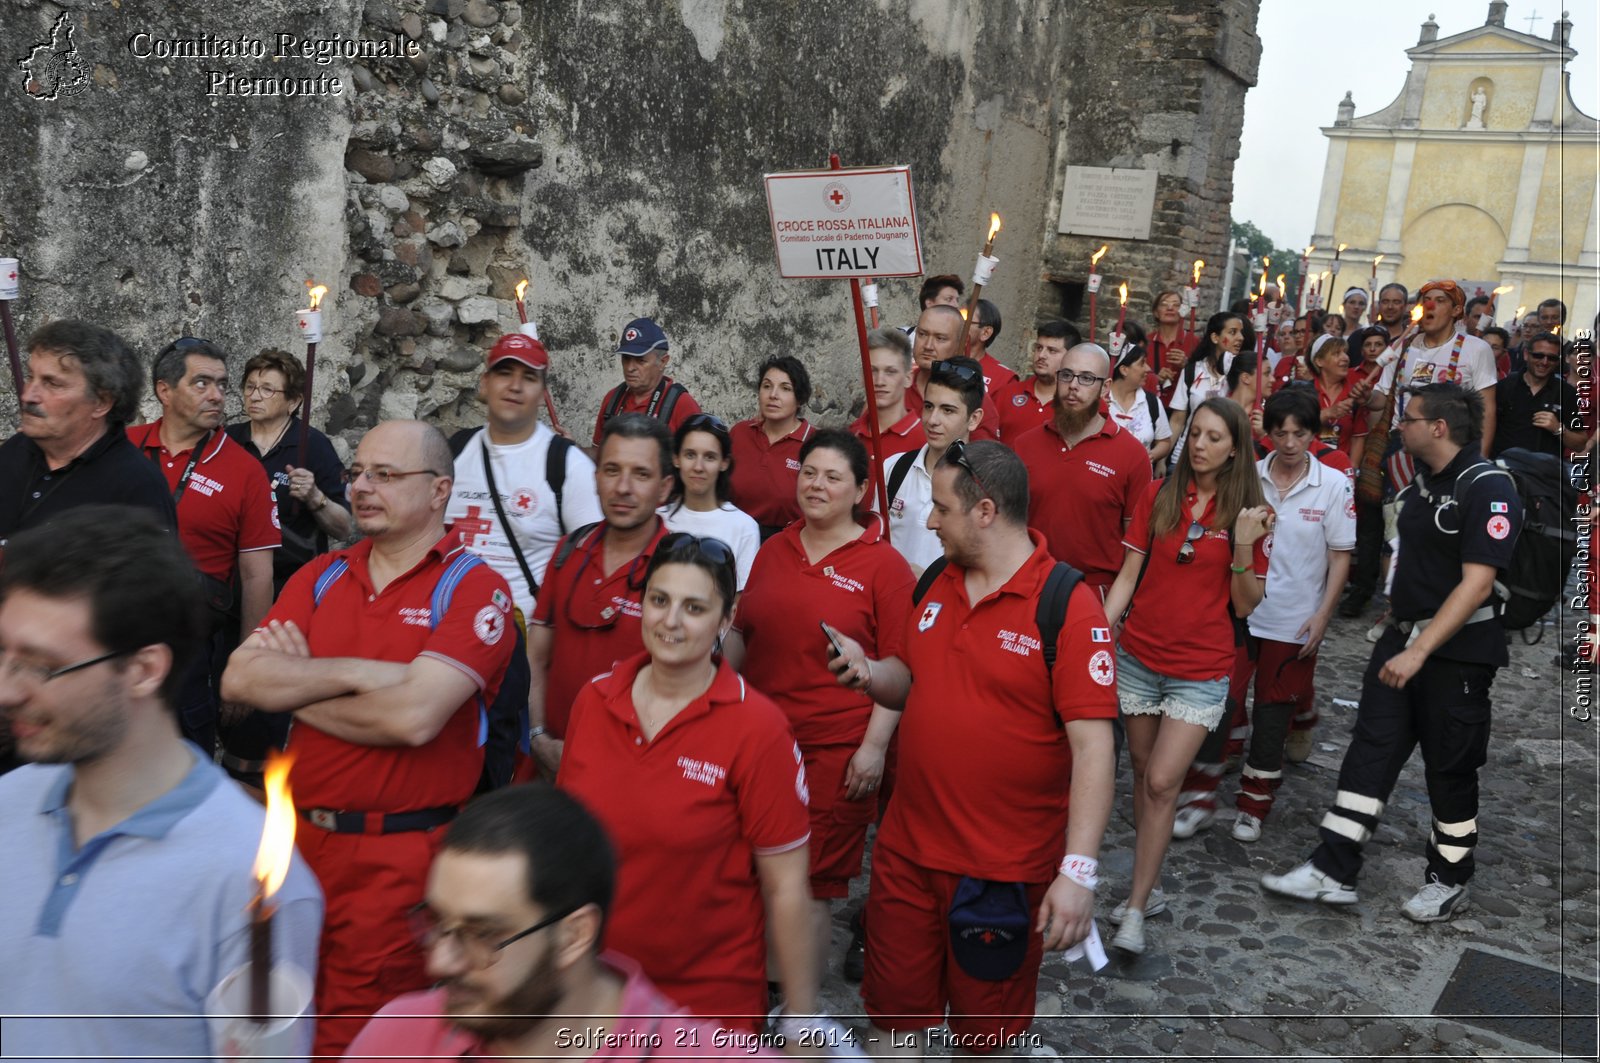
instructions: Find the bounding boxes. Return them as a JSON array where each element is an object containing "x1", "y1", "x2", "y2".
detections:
[
  {"x1": 1176, "y1": 520, "x2": 1205, "y2": 564},
  {"x1": 930, "y1": 360, "x2": 982, "y2": 384},
  {"x1": 944, "y1": 439, "x2": 993, "y2": 500},
  {"x1": 682, "y1": 413, "x2": 730, "y2": 434},
  {"x1": 658, "y1": 531, "x2": 736, "y2": 568}
]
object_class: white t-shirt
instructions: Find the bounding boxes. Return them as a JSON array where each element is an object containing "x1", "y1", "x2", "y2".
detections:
[
  {"x1": 658, "y1": 501, "x2": 761, "y2": 590},
  {"x1": 1376, "y1": 328, "x2": 1498, "y2": 431},
  {"x1": 1107, "y1": 389, "x2": 1174, "y2": 449},
  {"x1": 1248, "y1": 453, "x2": 1357, "y2": 644},
  {"x1": 874, "y1": 444, "x2": 944, "y2": 573},
  {"x1": 447, "y1": 425, "x2": 604, "y2": 617},
  {"x1": 1167, "y1": 351, "x2": 1235, "y2": 467}
]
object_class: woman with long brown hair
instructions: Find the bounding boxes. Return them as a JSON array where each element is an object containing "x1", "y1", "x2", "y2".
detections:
[{"x1": 1099, "y1": 396, "x2": 1274, "y2": 955}]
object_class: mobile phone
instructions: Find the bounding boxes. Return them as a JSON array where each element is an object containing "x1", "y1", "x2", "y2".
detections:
[{"x1": 819, "y1": 621, "x2": 846, "y2": 658}]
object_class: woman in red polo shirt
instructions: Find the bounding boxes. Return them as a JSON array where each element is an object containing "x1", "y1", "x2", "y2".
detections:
[
  {"x1": 1100, "y1": 396, "x2": 1273, "y2": 956},
  {"x1": 727, "y1": 428, "x2": 914, "y2": 996},
  {"x1": 1308, "y1": 336, "x2": 1370, "y2": 467},
  {"x1": 728, "y1": 355, "x2": 817, "y2": 541},
  {"x1": 558, "y1": 532, "x2": 816, "y2": 1032}
]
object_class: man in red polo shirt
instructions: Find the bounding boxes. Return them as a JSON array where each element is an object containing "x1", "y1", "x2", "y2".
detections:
[
  {"x1": 221, "y1": 419, "x2": 515, "y2": 1058},
  {"x1": 909, "y1": 306, "x2": 1001, "y2": 443},
  {"x1": 851, "y1": 328, "x2": 925, "y2": 464},
  {"x1": 993, "y1": 320, "x2": 1079, "y2": 440},
  {"x1": 826, "y1": 441, "x2": 1116, "y2": 1054},
  {"x1": 590, "y1": 318, "x2": 702, "y2": 453},
  {"x1": 1012, "y1": 344, "x2": 1152, "y2": 593},
  {"x1": 965, "y1": 299, "x2": 1018, "y2": 393},
  {"x1": 129, "y1": 338, "x2": 278, "y2": 754},
  {"x1": 527, "y1": 414, "x2": 673, "y2": 776}
]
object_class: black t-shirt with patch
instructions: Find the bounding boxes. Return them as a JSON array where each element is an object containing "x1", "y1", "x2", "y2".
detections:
[
  {"x1": 1392, "y1": 445, "x2": 1522, "y2": 666},
  {"x1": 1493, "y1": 371, "x2": 1578, "y2": 457}
]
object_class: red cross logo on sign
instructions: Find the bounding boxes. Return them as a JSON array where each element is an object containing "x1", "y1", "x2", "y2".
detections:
[
  {"x1": 454, "y1": 505, "x2": 494, "y2": 546},
  {"x1": 1088, "y1": 650, "x2": 1114, "y2": 687},
  {"x1": 829, "y1": 189, "x2": 844, "y2": 205},
  {"x1": 822, "y1": 181, "x2": 850, "y2": 213}
]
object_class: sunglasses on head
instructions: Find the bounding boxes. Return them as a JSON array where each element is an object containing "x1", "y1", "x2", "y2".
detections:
[
  {"x1": 944, "y1": 439, "x2": 993, "y2": 500},
  {"x1": 682, "y1": 413, "x2": 729, "y2": 434},
  {"x1": 930, "y1": 360, "x2": 981, "y2": 384},
  {"x1": 658, "y1": 531, "x2": 736, "y2": 568},
  {"x1": 1176, "y1": 520, "x2": 1205, "y2": 564}
]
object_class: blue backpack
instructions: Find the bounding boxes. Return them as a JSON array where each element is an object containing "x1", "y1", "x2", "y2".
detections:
[{"x1": 311, "y1": 551, "x2": 530, "y2": 792}]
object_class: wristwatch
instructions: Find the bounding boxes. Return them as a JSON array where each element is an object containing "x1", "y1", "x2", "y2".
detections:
[{"x1": 528, "y1": 725, "x2": 548, "y2": 742}]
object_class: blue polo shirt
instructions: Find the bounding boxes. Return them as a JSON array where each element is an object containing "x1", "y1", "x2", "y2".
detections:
[{"x1": 0, "y1": 745, "x2": 323, "y2": 1062}]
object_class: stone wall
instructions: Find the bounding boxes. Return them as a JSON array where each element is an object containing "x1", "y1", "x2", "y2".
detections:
[
  {"x1": 1, "y1": 0, "x2": 1254, "y2": 445},
  {"x1": 1041, "y1": 0, "x2": 1261, "y2": 338}
]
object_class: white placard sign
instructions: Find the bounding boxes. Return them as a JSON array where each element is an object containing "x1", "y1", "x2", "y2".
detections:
[
  {"x1": 764, "y1": 166, "x2": 924, "y2": 279},
  {"x1": 1058, "y1": 166, "x2": 1158, "y2": 241}
]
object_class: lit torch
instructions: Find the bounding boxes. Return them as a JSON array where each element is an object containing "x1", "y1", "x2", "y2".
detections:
[
  {"x1": 0, "y1": 254, "x2": 19, "y2": 394},
  {"x1": 1087, "y1": 244, "x2": 1109, "y2": 343},
  {"x1": 1189, "y1": 259, "x2": 1204, "y2": 333},
  {"x1": 959, "y1": 213, "x2": 1003, "y2": 353},
  {"x1": 1254, "y1": 271, "x2": 1269, "y2": 408},
  {"x1": 1330, "y1": 243, "x2": 1347, "y2": 295},
  {"x1": 250, "y1": 754, "x2": 297, "y2": 1025},
  {"x1": 512, "y1": 278, "x2": 564, "y2": 432},
  {"x1": 1296, "y1": 245, "x2": 1314, "y2": 313},
  {"x1": 1114, "y1": 282, "x2": 1129, "y2": 354},
  {"x1": 1487, "y1": 284, "x2": 1514, "y2": 329},
  {"x1": 294, "y1": 283, "x2": 328, "y2": 482},
  {"x1": 1369, "y1": 255, "x2": 1384, "y2": 324}
]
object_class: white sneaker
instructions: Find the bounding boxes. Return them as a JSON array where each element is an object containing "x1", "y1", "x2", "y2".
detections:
[
  {"x1": 1231, "y1": 813, "x2": 1262, "y2": 843},
  {"x1": 1260, "y1": 861, "x2": 1360, "y2": 905},
  {"x1": 1401, "y1": 877, "x2": 1468, "y2": 923},
  {"x1": 1108, "y1": 887, "x2": 1166, "y2": 925},
  {"x1": 1171, "y1": 806, "x2": 1215, "y2": 839},
  {"x1": 1109, "y1": 907, "x2": 1145, "y2": 954}
]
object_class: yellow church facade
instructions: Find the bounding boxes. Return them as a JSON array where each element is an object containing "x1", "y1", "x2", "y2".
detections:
[{"x1": 1307, "y1": 4, "x2": 1596, "y2": 331}]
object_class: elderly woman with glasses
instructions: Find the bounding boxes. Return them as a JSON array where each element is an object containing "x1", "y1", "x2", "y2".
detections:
[
  {"x1": 660, "y1": 414, "x2": 761, "y2": 592},
  {"x1": 1099, "y1": 397, "x2": 1273, "y2": 957},
  {"x1": 726, "y1": 428, "x2": 914, "y2": 996},
  {"x1": 226, "y1": 348, "x2": 352, "y2": 592},
  {"x1": 558, "y1": 532, "x2": 817, "y2": 1032}
]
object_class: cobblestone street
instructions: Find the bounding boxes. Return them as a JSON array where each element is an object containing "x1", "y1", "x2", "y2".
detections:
[{"x1": 820, "y1": 605, "x2": 1600, "y2": 1060}]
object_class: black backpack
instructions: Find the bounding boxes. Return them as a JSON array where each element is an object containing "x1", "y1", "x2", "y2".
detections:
[
  {"x1": 912, "y1": 556, "x2": 1083, "y2": 725},
  {"x1": 1487, "y1": 448, "x2": 1579, "y2": 630}
]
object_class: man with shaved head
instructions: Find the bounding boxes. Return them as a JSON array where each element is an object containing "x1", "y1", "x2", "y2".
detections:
[
  {"x1": 223, "y1": 419, "x2": 516, "y2": 1058},
  {"x1": 908, "y1": 305, "x2": 1002, "y2": 442},
  {"x1": 1010, "y1": 343, "x2": 1152, "y2": 592}
]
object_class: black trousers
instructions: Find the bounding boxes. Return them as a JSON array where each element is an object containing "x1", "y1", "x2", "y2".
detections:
[
  {"x1": 1311, "y1": 627, "x2": 1495, "y2": 886},
  {"x1": 1348, "y1": 495, "x2": 1385, "y2": 600}
]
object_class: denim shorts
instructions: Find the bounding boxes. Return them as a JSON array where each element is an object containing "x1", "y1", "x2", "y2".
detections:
[{"x1": 1115, "y1": 645, "x2": 1231, "y2": 729}]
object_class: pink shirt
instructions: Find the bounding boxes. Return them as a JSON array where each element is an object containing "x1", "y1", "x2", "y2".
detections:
[{"x1": 346, "y1": 952, "x2": 778, "y2": 1060}]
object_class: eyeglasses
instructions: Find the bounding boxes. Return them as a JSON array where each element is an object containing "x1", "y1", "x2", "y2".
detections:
[
  {"x1": 1525, "y1": 351, "x2": 1561, "y2": 362},
  {"x1": 0, "y1": 646, "x2": 138, "y2": 687},
  {"x1": 343, "y1": 465, "x2": 442, "y2": 486},
  {"x1": 681, "y1": 413, "x2": 730, "y2": 434},
  {"x1": 1056, "y1": 370, "x2": 1107, "y2": 388},
  {"x1": 930, "y1": 360, "x2": 981, "y2": 383},
  {"x1": 407, "y1": 902, "x2": 574, "y2": 969},
  {"x1": 244, "y1": 383, "x2": 286, "y2": 398},
  {"x1": 1176, "y1": 521, "x2": 1205, "y2": 564},
  {"x1": 1397, "y1": 415, "x2": 1441, "y2": 426},
  {"x1": 658, "y1": 531, "x2": 736, "y2": 568},
  {"x1": 944, "y1": 439, "x2": 994, "y2": 501}
]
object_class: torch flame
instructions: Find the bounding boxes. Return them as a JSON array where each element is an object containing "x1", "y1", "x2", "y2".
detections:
[
  {"x1": 306, "y1": 283, "x2": 328, "y2": 311},
  {"x1": 1321, "y1": 270, "x2": 1331, "y2": 282},
  {"x1": 1491, "y1": 285, "x2": 1514, "y2": 296},
  {"x1": 516, "y1": 279, "x2": 529, "y2": 302},
  {"x1": 1514, "y1": 305, "x2": 1527, "y2": 319},
  {"x1": 1090, "y1": 245, "x2": 1108, "y2": 269},
  {"x1": 1338, "y1": 243, "x2": 1348, "y2": 253},
  {"x1": 1373, "y1": 255, "x2": 1385, "y2": 268},
  {"x1": 987, "y1": 213, "x2": 1002, "y2": 241},
  {"x1": 1411, "y1": 304, "x2": 1425, "y2": 323},
  {"x1": 1305, "y1": 245, "x2": 1316, "y2": 255},
  {"x1": 1192, "y1": 259, "x2": 1204, "y2": 284},
  {"x1": 959, "y1": 307, "x2": 968, "y2": 320},
  {"x1": 1118, "y1": 282, "x2": 1128, "y2": 305},
  {"x1": 1277, "y1": 273, "x2": 1286, "y2": 293},
  {"x1": 1262, "y1": 256, "x2": 1270, "y2": 269},
  {"x1": 252, "y1": 753, "x2": 297, "y2": 899}
]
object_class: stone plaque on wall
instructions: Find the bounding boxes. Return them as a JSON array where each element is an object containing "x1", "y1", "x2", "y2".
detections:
[{"x1": 1058, "y1": 166, "x2": 1158, "y2": 241}]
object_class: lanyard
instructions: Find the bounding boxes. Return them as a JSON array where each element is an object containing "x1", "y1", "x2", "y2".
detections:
[
  {"x1": 1394, "y1": 332, "x2": 1466, "y2": 425},
  {"x1": 606, "y1": 377, "x2": 672, "y2": 421},
  {"x1": 142, "y1": 428, "x2": 213, "y2": 505}
]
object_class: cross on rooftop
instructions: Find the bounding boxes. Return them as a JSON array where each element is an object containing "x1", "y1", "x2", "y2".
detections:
[{"x1": 1524, "y1": 9, "x2": 1543, "y2": 33}]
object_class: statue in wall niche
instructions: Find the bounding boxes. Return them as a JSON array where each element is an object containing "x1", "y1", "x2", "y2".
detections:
[{"x1": 1464, "y1": 85, "x2": 1489, "y2": 130}]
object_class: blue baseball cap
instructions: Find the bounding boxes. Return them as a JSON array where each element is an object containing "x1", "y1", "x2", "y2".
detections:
[
  {"x1": 617, "y1": 317, "x2": 669, "y2": 357},
  {"x1": 948, "y1": 877, "x2": 1031, "y2": 981}
]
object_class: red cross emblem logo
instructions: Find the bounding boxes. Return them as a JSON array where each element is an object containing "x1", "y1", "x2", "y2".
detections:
[
  {"x1": 298, "y1": 318, "x2": 308, "y2": 329},
  {"x1": 5, "y1": 270, "x2": 15, "y2": 281},
  {"x1": 1088, "y1": 649, "x2": 1114, "y2": 687},
  {"x1": 822, "y1": 181, "x2": 850, "y2": 213},
  {"x1": 829, "y1": 189, "x2": 844, "y2": 205},
  {"x1": 512, "y1": 489, "x2": 535, "y2": 513},
  {"x1": 454, "y1": 505, "x2": 494, "y2": 546},
  {"x1": 624, "y1": 327, "x2": 640, "y2": 341}
]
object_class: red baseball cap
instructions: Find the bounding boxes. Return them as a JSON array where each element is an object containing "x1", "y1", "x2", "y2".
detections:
[{"x1": 487, "y1": 333, "x2": 549, "y2": 371}]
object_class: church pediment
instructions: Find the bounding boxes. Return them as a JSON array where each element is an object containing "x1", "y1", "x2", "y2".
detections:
[{"x1": 1407, "y1": 24, "x2": 1573, "y2": 61}]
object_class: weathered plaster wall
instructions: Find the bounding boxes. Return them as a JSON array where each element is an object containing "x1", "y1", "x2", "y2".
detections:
[{"x1": 1, "y1": 0, "x2": 1252, "y2": 442}]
